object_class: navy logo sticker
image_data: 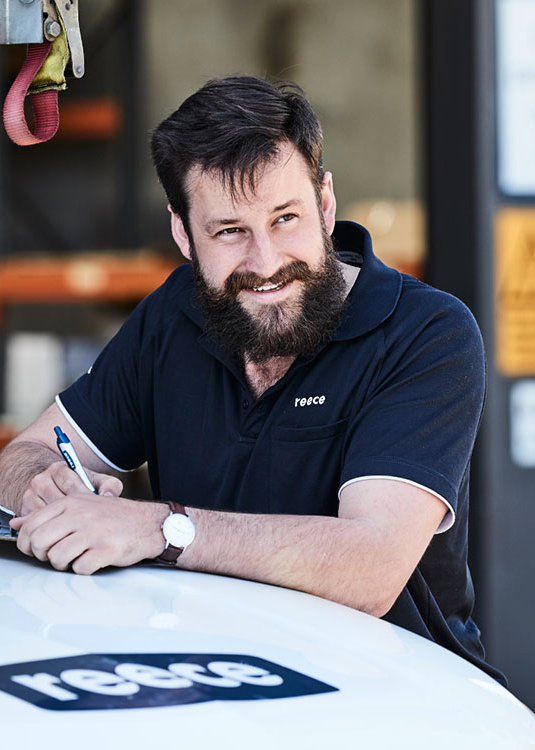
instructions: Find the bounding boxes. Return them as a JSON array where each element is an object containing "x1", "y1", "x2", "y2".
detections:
[{"x1": 0, "y1": 653, "x2": 337, "y2": 711}]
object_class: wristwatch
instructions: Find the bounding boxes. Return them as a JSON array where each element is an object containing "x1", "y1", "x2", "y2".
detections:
[{"x1": 155, "y1": 501, "x2": 196, "y2": 565}]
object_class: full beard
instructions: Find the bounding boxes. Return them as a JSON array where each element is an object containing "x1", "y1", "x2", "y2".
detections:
[{"x1": 190, "y1": 231, "x2": 348, "y2": 363}]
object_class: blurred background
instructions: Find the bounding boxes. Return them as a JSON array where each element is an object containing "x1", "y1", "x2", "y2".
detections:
[{"x1": 1, "y1": 0, "x2": 535, "y2": 708}]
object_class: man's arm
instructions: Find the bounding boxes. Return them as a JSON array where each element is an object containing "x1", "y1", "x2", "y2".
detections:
[
  {"x1": 10, "y1": 470, "x2": 446, "y2": 616},
  {"x1": 0, "y1": 403, "x2": 123, "y2": 515},
  {"x1": 177, "y1": 479, "x2": 447, "y2": 616}
]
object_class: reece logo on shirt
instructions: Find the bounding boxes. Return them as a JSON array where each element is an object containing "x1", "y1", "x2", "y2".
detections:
[{"x1": 294, "y1": 395, "x2": 326, "y2": 407}]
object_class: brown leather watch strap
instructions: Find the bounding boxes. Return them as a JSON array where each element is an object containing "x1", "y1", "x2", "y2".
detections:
[
  {"x1": 157, "y1": 546, "x2": 183, "y2": 564},
  {"x1": 155, "y1": 501, "x2": 188, "y2": 565}
]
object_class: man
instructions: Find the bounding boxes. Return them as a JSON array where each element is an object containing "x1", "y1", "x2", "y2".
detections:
[{"x1": 0, "y1": 76, "x2": 504, "y2": 684}]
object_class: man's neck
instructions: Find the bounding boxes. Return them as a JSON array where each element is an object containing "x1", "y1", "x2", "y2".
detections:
[
  {"x1": 244, "y1": 356, "x2": 297, "y2": 399},
  {"x1": 243, "y1": 261, "x2": 360, "y2": 399}
]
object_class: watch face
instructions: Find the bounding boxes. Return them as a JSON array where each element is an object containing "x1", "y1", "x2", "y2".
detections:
[{"x1": 163, "y1": 513, "x2": 195, "y2": 549}]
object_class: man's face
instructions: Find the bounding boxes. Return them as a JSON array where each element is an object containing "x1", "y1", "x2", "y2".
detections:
[{"x1": 174, "y1": 143, "x2": 347, "y2": 362}]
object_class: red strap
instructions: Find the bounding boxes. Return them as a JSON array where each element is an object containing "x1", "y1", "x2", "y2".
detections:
[{"x1": 3, "y1": 42, "x2": 59, "y2": 146}]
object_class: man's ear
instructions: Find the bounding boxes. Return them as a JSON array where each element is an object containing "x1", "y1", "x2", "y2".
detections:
[
  {"x1": 320, "y1": 172, "x2": 337, "y2": 235},
  {"x1": 169, "y1": 206, "x2": 192, "y2": 260}
]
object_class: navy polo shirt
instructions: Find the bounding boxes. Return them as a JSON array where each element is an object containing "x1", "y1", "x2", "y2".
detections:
[{"x1": 57, "y1": 221, "x2": 505, "y2": 685}]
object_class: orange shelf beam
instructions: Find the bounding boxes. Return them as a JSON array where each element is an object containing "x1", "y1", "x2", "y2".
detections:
[{"x1": 0, "y1": 252, "x2": 180, "y2": 304}]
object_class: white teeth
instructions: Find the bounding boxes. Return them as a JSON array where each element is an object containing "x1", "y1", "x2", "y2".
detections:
[{"x1": 253, "y1": 282, "x2": 285, "y2": 293}]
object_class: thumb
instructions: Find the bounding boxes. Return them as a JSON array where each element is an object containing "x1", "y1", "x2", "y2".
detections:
[
  {"x1": 9, "y1": 516, "x2": 24, "y2": 530},
  {"x1": 90, "y1": 472, "x2": 123, "y2": 497}
]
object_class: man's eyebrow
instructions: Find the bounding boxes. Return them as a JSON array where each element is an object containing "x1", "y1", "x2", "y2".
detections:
[
  {"x1": 204, "y1": 217, "x2": 240, "y2": 233},
  {"x1": 203, "y1": 200, "x2": 305, "y2": 234},
  {"x1": 272, "y1": 199, "x2": 305, "y2": 212}
]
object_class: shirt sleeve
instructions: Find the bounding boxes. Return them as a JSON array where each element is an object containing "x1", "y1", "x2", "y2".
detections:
[
  {"x1": 57, "y1": 297, "x2": 151, "y2": 471},
  {"x1": 339, "y1": 287, "x2": 486, "y2": 528}
]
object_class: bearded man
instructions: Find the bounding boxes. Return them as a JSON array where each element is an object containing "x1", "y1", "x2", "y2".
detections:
[{"x1": 0, "y1": 76, "x2": 505, "y2": 685}]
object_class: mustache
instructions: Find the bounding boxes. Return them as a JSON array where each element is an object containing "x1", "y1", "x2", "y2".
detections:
[{"x1": 224, "y1": 260, "x2": 323, "y2": 297}]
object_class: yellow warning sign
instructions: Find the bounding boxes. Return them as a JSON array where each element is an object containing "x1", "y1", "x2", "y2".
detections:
[{"x1": 496, "y1": 207, "x2": 535, "y2": 375}]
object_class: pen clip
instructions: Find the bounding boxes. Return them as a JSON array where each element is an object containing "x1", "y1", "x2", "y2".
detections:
[{"x1": 54, "y1": 425, "x2": 69, "y2": 446}]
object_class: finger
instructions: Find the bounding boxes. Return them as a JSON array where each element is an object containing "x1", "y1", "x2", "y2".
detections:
[
  {"x1": 19, "y1": 491, "x2": 47, "y2": 516},
  {"x1": 26, "y1": 513, "x2": 80, "y2": 562},
  {"x1": 14, "y1": 501, "x2": 66, "y2": 556},
  {"x1": 49, "y1": 463, "x2": 94, "y2": 496},
  {"x1": 71, "y1": 550, "x2": 104, "y2": 576},
  {"x1": 26, "y1": 469, "x2": 66, "y2": 505},
  {"x1": 28, "y1": 462, "x2": 90, "y2": 504},
  {"x1": 47, "y1": 532, "x2": 90, "y2": 571},
  {"x1": 91, "y1": 473, "x2": 123, "y2": 497}
]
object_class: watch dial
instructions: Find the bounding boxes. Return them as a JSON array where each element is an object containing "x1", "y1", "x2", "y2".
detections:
[{"x1": 163, "y1": 514, "x2": 195, "y2": 548}]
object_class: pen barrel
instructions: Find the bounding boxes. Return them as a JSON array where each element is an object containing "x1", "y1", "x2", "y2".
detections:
[{"x1": 59, "y1": 444, "x2": 96, "y2": 493}]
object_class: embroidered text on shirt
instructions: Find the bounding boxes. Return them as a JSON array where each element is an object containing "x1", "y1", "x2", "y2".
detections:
[{"x1": 294, "y1": 396, "x2": 326, "y2": 407}]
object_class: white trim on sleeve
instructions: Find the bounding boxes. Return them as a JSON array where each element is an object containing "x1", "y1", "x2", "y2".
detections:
[
  {"x1": 338, "y1": 475, "x2": 455, "y2": 534},
  {"x1": 55, "y1": 394, "x2": 133, "y2": 473}
]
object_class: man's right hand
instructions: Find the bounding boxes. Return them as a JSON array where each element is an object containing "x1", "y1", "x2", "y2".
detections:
[{"x1": 20, "y1": 460, "x2": 123, "y2": 516}]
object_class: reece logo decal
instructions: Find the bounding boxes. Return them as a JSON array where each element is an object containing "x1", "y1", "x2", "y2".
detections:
[
  {"x1": 0, "y1": 653, "x2": 337, "y2": 711},
  {"x1": 294, "y1": 395, "x2": 326, "y2": 407}
]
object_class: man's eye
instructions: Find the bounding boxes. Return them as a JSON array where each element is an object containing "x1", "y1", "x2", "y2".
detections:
[
  {"x1": 277, "y1": 213, "x2": 297, "y2": 224},
  {"x1": 216, "y1": 227, "x2": 241, "y2": 237}
]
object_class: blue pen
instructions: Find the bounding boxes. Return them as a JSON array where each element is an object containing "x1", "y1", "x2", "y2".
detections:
[{"x1": 54, "y1": 426, "x2": 97, "y2": 493}]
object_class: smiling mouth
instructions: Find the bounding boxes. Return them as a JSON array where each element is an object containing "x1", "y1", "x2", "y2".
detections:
[{"x1": 251, "y1": 281, "x2": 287, "y2": 293}]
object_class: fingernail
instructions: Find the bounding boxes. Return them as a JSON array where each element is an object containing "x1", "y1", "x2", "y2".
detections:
[{"x1": 103, "y1": 491, "x2": 114, "y2": 496}]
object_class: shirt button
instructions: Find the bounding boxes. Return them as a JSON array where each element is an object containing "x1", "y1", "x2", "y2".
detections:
[{"x1": 242, "y1": 399, "x2": 249, "y2": 410}]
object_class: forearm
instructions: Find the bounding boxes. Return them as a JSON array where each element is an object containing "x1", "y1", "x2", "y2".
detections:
[
  {"x1": 178, "y1": 508, "x2": 395, "y2": 617},
  {"x1": 0, "y1": 440, "x2": 58, "y2": 515}
]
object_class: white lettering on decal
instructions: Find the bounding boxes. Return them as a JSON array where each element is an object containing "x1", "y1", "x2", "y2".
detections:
[
  {"x1": 8, "y1": 661, "x2": 285, "y2": 700},
  {"x1": 60, "y1": 669, "x2": 139, "y2": 696},
  {"x1": 115, "y1": 663, "x2": 193, "y2": 689},
  {"x1": 11, "y1": 673, "x2": 79, "y2": 701},
  {"x1": 209, "y1": 661, "x2": 284, "y2": 686},
  {"x1": 168, "y1": 662, "x2": 241, "y2": 688}
]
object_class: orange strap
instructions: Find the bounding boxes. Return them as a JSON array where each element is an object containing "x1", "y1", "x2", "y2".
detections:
[{"x1": 2, "y1": 42, "x2": 59, "y2": 146}]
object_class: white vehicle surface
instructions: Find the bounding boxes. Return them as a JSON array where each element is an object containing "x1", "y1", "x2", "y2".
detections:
[{"x1": 1, "y1": 541, "x2": 534, "y2": 749}]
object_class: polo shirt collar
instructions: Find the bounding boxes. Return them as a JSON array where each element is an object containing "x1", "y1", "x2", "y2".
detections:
[
  {"x1": 331, "y1": 221, "x2": 402, "y2": 340},
  {"x1": 174, "y1": 220, "x2": 402, "y2": 342}
]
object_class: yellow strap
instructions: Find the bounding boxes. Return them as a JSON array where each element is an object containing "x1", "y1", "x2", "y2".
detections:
[{"x1": 28, "y1": 15, "x2": 70, "y2": 95}]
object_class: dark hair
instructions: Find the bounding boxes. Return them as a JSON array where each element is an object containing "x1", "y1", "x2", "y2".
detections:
[{"x1": 150, "y1": 75, "x2": 324, "y2": 236}]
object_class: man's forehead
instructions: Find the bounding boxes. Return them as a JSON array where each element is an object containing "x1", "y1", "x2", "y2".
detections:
[
  {"x1": 185, "y1": 146, "x2": 313, "y2": 217},
  {"x1": 186, "y1": 164, "x2": 257, "y2": 207}
]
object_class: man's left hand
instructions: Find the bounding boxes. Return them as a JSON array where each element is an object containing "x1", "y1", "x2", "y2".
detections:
[{"x1": 10, "y1": 496, "x2": 169, "y2": 574}]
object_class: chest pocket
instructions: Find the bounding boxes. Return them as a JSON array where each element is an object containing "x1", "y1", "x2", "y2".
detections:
[{"x1": 269, "y1": 418, "x2": 348, "y2": 516}]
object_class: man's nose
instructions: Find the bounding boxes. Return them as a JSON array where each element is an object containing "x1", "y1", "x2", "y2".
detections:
[{"x1": 244, "y1": 231, "x2": 284, "y2": 279}]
